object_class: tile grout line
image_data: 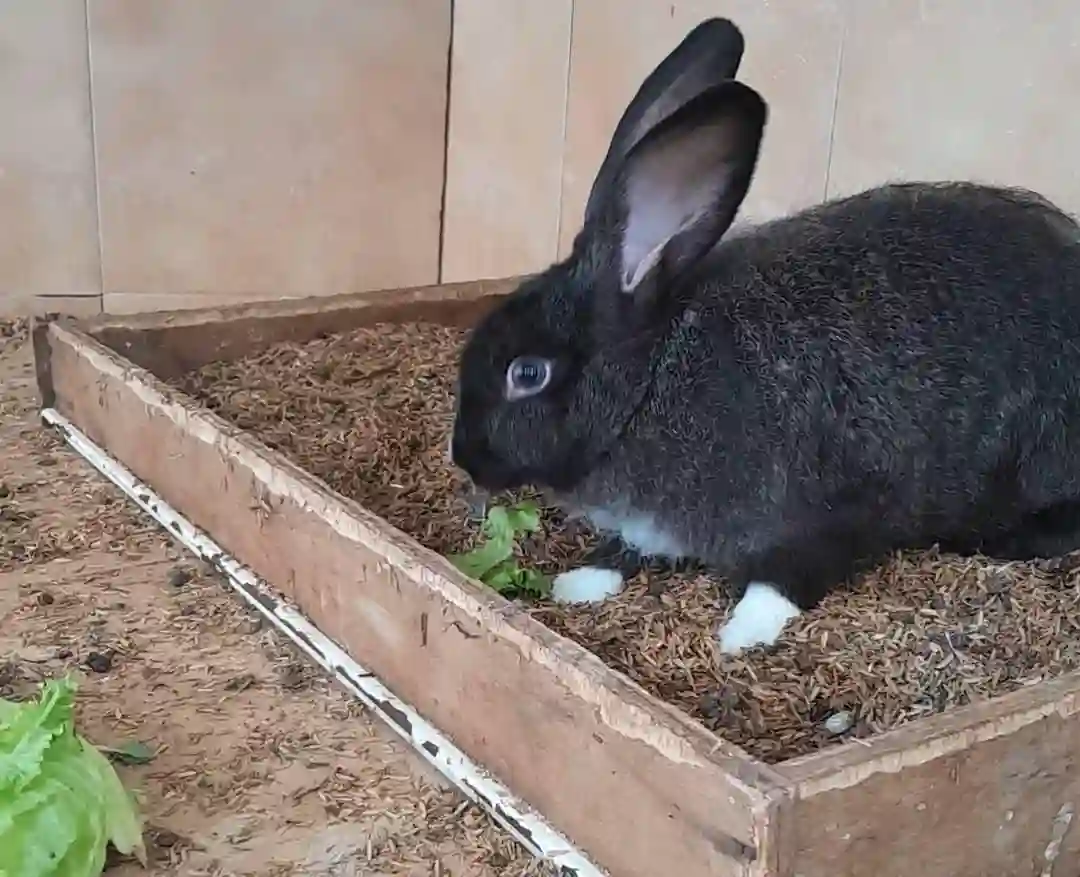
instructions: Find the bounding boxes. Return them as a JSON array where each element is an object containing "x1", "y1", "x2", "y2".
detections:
[
  {"x1": 436, "y1": 0, "x2": 456, "y2": 286},
  {"x1": 821, "y1": 7, "x2": 849, "y2": 202},
  {"x1": 82, "y1": 0, "x2": 107, "y2": 311},
  {"x1": 552, "y1": 0, "x2": 576, "y2": 262}
]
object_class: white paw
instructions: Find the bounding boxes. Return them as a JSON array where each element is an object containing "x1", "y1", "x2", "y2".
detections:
[
  {"x1": 552, "y1": 567, "x2": 625, "y2": 604},
  {"x1": 716, "y1": 582, "x2": 801, "y2": 654}
]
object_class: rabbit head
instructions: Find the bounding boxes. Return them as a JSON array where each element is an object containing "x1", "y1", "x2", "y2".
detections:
[{"x1": 450, "y1": 18, "x2": 766, "y2": 494}]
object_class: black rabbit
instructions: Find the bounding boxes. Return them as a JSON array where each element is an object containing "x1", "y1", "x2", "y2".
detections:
[{"x1": 449, "y1": 17, "x2": 1080, "y2": 654}]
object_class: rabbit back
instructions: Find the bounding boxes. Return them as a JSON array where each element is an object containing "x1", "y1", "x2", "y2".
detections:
[{"x1": 571, "y1": 181, "x2": 1080, "y2": 600}]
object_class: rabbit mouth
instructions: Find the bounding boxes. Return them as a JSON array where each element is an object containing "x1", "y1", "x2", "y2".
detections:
[
  {"x1": 449, "y1": 437, "x2": 530, "y2": 492},
  {"x1": 453, "y1": 484, "x2": 491, "y2": 524},
  {"x1": 461, "y1": 461, "x2": 538, "y2": 493}
]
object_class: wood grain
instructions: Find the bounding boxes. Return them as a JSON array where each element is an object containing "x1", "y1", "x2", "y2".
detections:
[{"x1": 776, "y1": 672, "x2": 1080, "y2": 876}]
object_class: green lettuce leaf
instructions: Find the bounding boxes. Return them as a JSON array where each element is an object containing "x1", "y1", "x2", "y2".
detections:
[
  {"x1": 0, "y1": 678, "x2": 146, "y2": 877},
  {"x1": 449, "y1": 501, "x2": 551, "y2": 597}
]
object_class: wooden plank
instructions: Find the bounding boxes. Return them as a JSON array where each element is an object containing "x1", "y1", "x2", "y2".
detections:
[
  {"x1": 440, "y1": 0, "x2": 573, "y2": 282},
  {"x1": 777, "y1": 672, "x2": 1080, "y2": 876},
  {"x1": 37, "y1": 318, "x2": 791, "y2": 877},
  {"x1": 88, "y1": 278, "x2": 525, "y2": 380}
]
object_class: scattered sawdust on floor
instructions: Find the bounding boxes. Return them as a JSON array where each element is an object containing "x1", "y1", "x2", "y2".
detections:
[
  {"x1": 1, "y1": 338, "x2": 554, "y2": 877},
  {"x1": 177, "y1": 322, "x2": 1080, "y2": 763},
  {"x1": 0, "y1": 316, "x2": 29, "y2": 356}
]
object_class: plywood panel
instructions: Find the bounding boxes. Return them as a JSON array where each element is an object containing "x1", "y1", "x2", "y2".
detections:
[
  {"x1": 560, "y1": 0, "x2": 846, "y2": 257},
  {"x1": 89, "y1": 0, "x2": 450, "y2": 300},
  {"x1": 441, "y1": 0, "x2": 573, "y2": 282},
  {"x1": 0, "y1": 4, "x2": 101, "y2": 298},
  {"x1": 828, "y1": 0, "x2": 1080, "y2": 215}
]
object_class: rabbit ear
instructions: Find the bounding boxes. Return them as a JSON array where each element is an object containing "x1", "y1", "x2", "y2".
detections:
[
  {"x1": 610, "y1": 80, "x2": 766, "y2": 299},
  {"x1": 583, "y1": 18, "x2": 746, "y2": 225}
]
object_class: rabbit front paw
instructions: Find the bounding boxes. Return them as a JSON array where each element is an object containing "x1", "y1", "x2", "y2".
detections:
[
  {"x1": 715, "y1": 582, "x2": 801, "y2": 654},
  {"x1": 552, "y1": 567, "x2": 626, "y2": 604}
]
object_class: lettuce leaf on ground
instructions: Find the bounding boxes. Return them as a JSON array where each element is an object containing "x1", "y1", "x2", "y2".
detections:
[{"x1": 0, "y1": 677, "x2": 145, "y2": 877}]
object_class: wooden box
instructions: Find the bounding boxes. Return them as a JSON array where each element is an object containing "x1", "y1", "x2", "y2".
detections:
[{"x1": 32, "y1": 280, "x2": 1080, "y2": 877}]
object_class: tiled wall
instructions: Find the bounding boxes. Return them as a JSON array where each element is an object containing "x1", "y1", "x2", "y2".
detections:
[
  {"x1": 0, "y1": 5, "x2": 101, "y2": 317},
  {"x1": 5, "y1": 2, "x2": 1080, "y2": 314},
  {"x1": 442, "y1": 0, "x2": 1080, "y2": 279},
  {"x1": 0, "y1": 1, "x2": 450, "y2": 317}
]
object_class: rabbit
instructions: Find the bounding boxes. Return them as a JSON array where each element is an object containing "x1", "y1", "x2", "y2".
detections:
[{"x1": 448, "y1": 17, "x2": 1080, "y2": 655}]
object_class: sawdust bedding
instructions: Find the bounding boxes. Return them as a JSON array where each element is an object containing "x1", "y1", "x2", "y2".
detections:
[{"x1": 173, "y1": 321, "x2": 1080, "y2": 764}]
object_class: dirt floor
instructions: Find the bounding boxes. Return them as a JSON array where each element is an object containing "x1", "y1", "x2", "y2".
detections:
[{"x1": 0, "y1": 325, "x2": 551, "y2": 876}]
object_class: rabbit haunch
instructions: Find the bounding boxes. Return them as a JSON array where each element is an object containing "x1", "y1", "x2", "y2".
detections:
[{"x1": 449, "y1": 16, "x2": 1080, "y2": 655}]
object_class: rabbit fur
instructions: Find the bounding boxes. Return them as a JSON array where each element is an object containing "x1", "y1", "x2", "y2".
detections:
[{"x1": 448, "y1": 18, "x2": 1080, "y2": 653}]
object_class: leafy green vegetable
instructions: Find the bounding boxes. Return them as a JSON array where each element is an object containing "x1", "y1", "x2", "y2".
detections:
[
  {"x1": 0, "y1": 678, "x2": 146, "y2": 877},
  {"x1": 450, "y1": 501, "x2": 552, "y2": 598}
]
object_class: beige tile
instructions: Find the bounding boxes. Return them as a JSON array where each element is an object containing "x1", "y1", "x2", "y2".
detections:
[
  {"x1": 0, "y1": 295, "x2": 102, "y2": 319},
  {"x1": 829, "y1": 1, "x2": 1080, "y2": 214},
  {"x1": 559, "y1": 0, "x2": 846, "y2": 256},
  {"x1": 0, "y1": 5, "x2": 101, "y2": 296},
  {"x1": 89, "y1": 0, "x2": 450, "y2": 299},
  {"x1": 441, "y1": 0, "x2": 573, "y2": 282}
]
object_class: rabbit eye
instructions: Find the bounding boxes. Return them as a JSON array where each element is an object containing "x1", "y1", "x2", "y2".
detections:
[{"x1": 505, "y1": 356, "x2": 553, "y2": 400}]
